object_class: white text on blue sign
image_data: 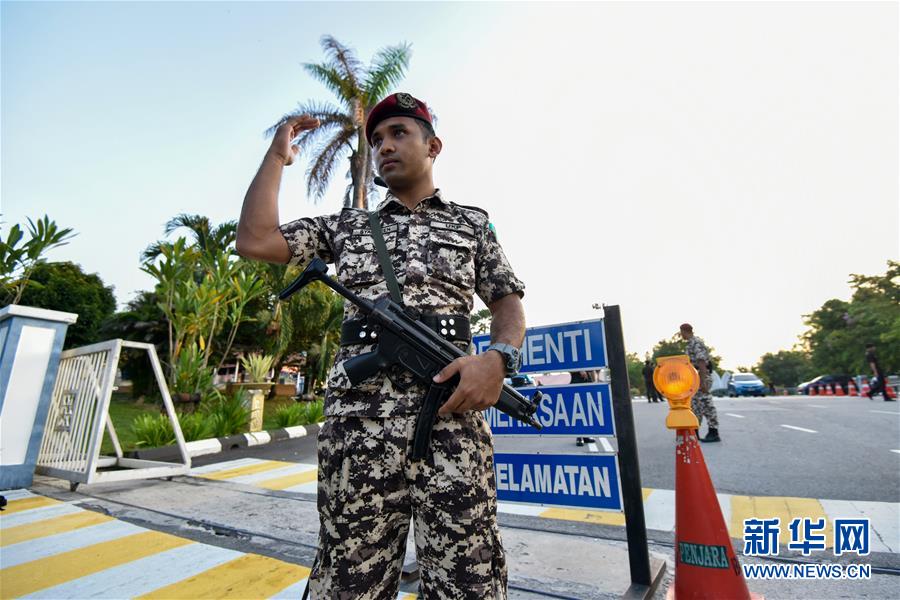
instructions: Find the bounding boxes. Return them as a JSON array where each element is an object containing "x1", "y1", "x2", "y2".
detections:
[
  {"x1": 494, "y1": 453, "x2": 622, "y2": 511},
  {"x1": 474, "y1": 320, "x2": 607, "y2": 373},
  {"x1": 485, "y1": 383, "x2": 615, "y2": 436}
]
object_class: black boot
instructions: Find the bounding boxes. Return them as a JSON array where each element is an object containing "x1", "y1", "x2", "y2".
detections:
[{"x1": 700, "y1": 428, "x2": 721, "y2": 443}]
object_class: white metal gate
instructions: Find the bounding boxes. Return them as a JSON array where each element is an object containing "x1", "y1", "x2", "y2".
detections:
[{"x1": 36, "y1": 339, "x2": 190, "y2": 489}]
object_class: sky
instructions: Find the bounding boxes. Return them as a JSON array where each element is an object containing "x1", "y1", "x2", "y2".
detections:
[{"x1": 2, "y1": 1, "x2": 898, "y2": 370}]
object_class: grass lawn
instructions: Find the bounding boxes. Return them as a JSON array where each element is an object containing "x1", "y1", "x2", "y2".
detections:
[
  {"x1": 101, "y1": 393, "x2": 314, "y2": 453},
  {"x1": 100, "y1": 392, "x2": 166, "y2": 454}
]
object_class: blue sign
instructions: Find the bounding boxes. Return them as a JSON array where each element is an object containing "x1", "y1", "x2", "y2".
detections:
[
  {"x1": 494, "y1": 453, "x2": 622, "y2": 511},
  {"x1": 486, "y1": 383, "x2": 615, "y2": 436},
  {"x1": 474, "y1": 320, "x2": 606, "y2": 373}
]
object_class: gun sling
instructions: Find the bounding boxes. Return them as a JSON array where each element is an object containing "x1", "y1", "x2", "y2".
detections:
[{"x1": 369, "y1": 210, "x2": 404, "y2": 304}]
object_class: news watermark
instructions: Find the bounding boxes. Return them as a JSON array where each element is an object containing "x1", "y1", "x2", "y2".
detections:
[{"x1": 742, "y1": 517, "x2": 871, "y2": 580}]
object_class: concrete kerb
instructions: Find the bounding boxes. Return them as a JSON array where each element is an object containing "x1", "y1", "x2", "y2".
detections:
[{"x1": 126, "y1": 423, "x2": 320, "y2": 462}]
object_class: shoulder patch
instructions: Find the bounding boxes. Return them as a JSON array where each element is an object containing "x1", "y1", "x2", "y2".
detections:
[
  {"x1": 450, "y1": 202, "x2": 490, "y2": 230},
  {"x1": 453, "y1": 202, "x2": 489, "y2": 218}
]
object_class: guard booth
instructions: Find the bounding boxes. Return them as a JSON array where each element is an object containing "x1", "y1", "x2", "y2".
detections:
[
  {"x1": 35, "y1": 339, "x2": 190, "y2": 490},
  {"x1": 475, "y1": 305, "x2": 666, "y2": 596},
  {"x1": 0, "y1": 305, "x2": 77, "y2": 490}
]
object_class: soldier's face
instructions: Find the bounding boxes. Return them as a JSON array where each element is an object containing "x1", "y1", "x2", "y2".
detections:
[{"x1": 372, "y1": 117, "x2": 440, "y2": 187}]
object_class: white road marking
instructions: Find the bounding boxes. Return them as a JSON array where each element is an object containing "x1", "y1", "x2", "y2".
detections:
[
  {"x1": 781, "y1": 424, "x2": 818, "y2": 434},
  {"x1": 587, "y1": 442, "x2": 599, "y2": 453},
  {"x1": 599, "y1": 438, "x2": 614, "y2": 453},
  {"x1": 870, "y1": 410, "x2": 900, "y2": 415},
  {"x1": 891, "y1": 450, "x2": 900, "y2": 455},
  {"x1": 806, "y1": 404, "x2": 829, "y2": 408},
  {"x1": 726, "y1": 413, "x2": 745, "y2": 419}
]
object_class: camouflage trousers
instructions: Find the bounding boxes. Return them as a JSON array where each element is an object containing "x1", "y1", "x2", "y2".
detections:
[
  {"x1": 691, "y1": 391, "x2": 719, "y2": 429},
  {"x1": 308, "y1": 412, "x2": 508, "y2": 600}
]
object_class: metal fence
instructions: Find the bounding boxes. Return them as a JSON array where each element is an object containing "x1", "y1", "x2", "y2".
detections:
[{"x1": 36, "y1": 339, "x2": 189, "y2": 490}]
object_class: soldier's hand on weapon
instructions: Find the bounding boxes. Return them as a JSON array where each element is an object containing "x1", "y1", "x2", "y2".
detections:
[
  {"x1": 269, "y1": 115, "x2": 320, "y2": 166},
  {"x1": 433, "y1": 353, "x2": 506, "y2": 415}
]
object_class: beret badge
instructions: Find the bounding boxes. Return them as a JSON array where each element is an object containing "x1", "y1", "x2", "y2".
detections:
[{"x1": 395, "y1": 93, "x2": 418, "y2": 110}]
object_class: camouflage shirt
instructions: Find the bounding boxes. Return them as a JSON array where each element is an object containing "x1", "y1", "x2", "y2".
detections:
[
  {"x1": 278, "y1": 189, "x2": 525, "y2": 417},
  {"x1": 685, "y1": 335, "x2": 711, "y2": 367}
]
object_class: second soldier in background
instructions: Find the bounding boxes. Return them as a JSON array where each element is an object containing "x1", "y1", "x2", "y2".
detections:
[{"x1": 680, "y1": 323, "x2": 720, "y2": 442}]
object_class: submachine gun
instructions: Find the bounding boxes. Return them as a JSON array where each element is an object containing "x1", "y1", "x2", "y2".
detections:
[{"x1": 279, "y1": 258, "x2": 543, "y2": 459}]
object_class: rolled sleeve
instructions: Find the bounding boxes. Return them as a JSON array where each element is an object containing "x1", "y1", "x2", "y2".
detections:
[
  {"x1": 278, "y1": 215, "x2": 334, "y2": 267},
  {"x1": 475, "y1": 223, "x2": 525, "y2": 305}
]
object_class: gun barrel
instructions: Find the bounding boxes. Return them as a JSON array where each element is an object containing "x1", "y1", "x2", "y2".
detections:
[{"x1": 278, "y1": 258, "x2": 375, "y2": 314}]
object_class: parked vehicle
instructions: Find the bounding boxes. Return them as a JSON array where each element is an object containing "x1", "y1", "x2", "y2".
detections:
[
  {"x1": 728, "y1": 373, "x2": 767, "y2": 397},
  {"x1": 504, "y1": 374, "x2": 535, "y2": 388},
  {"x1": 796, "y1": 374, "x2": 854, "y2": 395}
]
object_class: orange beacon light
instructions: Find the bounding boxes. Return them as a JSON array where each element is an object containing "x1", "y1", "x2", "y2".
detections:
[{"x1": 653, "y1": 355, "x2": 700, "y2": 430}]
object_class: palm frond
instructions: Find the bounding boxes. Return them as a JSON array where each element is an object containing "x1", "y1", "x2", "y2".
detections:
[
  {"x1": 288, "y1": 103, "x2": 354, "y2": 155},
  {"x1": 263, "y1": 100, "x2": 351, "y2": 139},
  {"x1": 212, "y1": 222, "x2": 238, "y2": 252},
  {"x1": 301, "y1": 63, "x2": 356, "y2": 109},
  {"x1": 164, "y1": 214, "x2": 211, "y2": 238},
  {"x1": 306, "y1": 130, "x2": 354, "y2": 202},
  {"x1": 319, "y1": 35, "x2": 363, "y2": 94},
  {"x1": 363, "y1": 43, "x2": 412, "y2": 103},
  {"x1": 141, "y1": 241, "x2": 166, "y2": 263}
]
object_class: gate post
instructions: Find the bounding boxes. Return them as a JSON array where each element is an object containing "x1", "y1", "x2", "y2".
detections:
[{"x1": 0, "y1": 305, "x2": 78, "y2": 489}]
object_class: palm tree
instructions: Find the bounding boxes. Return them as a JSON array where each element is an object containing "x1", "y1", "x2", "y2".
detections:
[
  {"x1": 266, "y1": 36, "x2": 412, "y2": 209},
  {"x1": 141, "y1": 214, "x2": 237, "y2": 264}
]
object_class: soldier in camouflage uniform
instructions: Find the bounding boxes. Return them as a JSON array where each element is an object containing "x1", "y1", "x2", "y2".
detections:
[
  {"x1": 680, "y1": 323, "x2": 720, "y2": 442},
  {"x1": 236, "y1": 93, "x2": 526, "y2": 598}
]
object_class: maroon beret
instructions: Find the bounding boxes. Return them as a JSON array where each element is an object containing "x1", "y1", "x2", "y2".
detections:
[{"x1": 365, "y1": 92, "x2": 433, "y2": 145}]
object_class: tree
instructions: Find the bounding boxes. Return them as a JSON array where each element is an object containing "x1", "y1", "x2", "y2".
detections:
[
  {"x1": 1, "y1": 215, "x2": 76, "y2": 305},
  {"x1": 141, "y1": 214, "x2": 237, "y2": 264},
  {"x1": 100, "y1": 290, "x2": 169, "y2": 399},
  {"x1": 650, "y1": 334, "x2": 724, "y2": 372},
  {"x1": 18, "y1": 261, "x2": 116, "y2": 348},
  {"x1": 140, "y1": 234, "x2": 267, "y2": 391},
  {"x1": 650, "y1": 335, "x2": 687, "y2": 361},
  {"x1": 626, "y1": 352, "x2": 646, "y2": 395},
  {"x1": 801, "y1": 261, "x2": 899, "y2": 374},
  {"x1": 470, "y1": 308, "x2": 491, "y2": 335},
  {"x1": 754, "y1": 350, "x2": 814, "y2": 387},
  {"x1": 267, "y1": 36, "x2": 412, "y2": 209}
]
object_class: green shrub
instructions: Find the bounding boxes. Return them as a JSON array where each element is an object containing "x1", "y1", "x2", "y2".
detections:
[
  {"x1": 203, "y1": 389, "x2": 250, "y2": 437},
  {"x1": 239, "y1": 352, "x2": 275, "y2": 384},
  {"x1": 303, "y1": 399, "x2": 325, "y2": 424},
  {"x1": 171, "y1": 343, "x2": 214, "y2": 395},
  {"x1": 274, "y1": 403, "x2": 306, "y2": 428},
  {"x1": 177, "y1": 412, "x2": 213, "y2": 442},
  {"x1": 273, "y1": 399, "x2": 325, "y2": 428},
  {"x1": 131, "y1": 413, "x2": 176, "y2": 448}
]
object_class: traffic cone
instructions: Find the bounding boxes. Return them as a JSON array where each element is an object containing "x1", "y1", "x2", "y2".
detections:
[
  {"x1": 668, "y1": 429, "x2": 762, "y2": 599},
  {"x1": 849, "y1": 382, "x2": 859, "y2": 397},
  {"x1": 862, "y1": 379, "x2": 871, "y2": 397},
  {"x1": 823, "y1": 384, "x2": 833, "y2": 397},
  {"x1": 653, "y1": 355, "x2": 762, "y2": 600},
  {"x1": 887, "y1": 385, "x2": 897, "y2": 399},
  {"x1": 809, "y1": 386, "x2": 817, "y2": 396}
]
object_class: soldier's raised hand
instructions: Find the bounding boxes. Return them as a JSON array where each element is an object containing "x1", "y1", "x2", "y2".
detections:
[{"x1": 269, "y1": 115, "x2": 320, "y2": 166}]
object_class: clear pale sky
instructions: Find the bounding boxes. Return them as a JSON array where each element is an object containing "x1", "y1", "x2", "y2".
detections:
[{"x1": 2, "y1": 1, "x2": 897, "y2": 370}]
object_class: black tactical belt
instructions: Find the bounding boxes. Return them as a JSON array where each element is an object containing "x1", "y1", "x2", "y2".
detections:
[{"x1": 341, "y1": 314, "x2": 471, "y2": 346}]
